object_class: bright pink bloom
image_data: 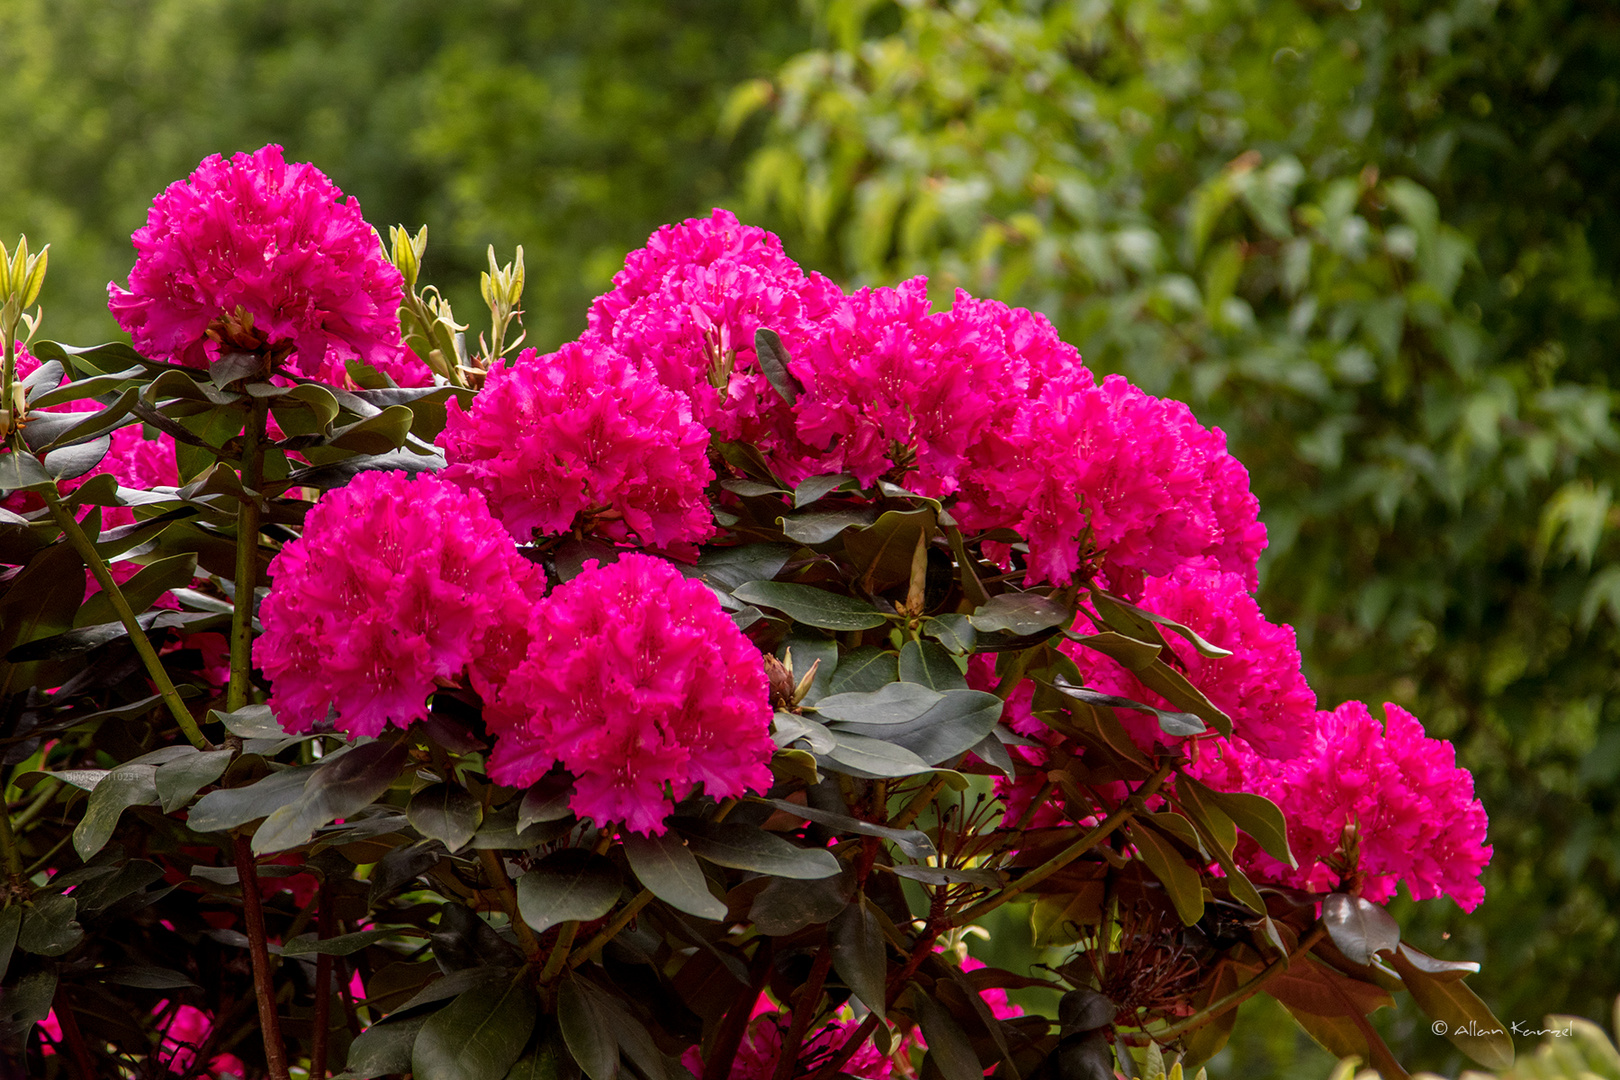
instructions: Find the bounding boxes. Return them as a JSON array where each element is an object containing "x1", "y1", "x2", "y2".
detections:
[
  {"x1": 953, "y1": 374, "x2": 1264, "y2": 592},
  {"x1": 1186, "y1": 701, "x2": 1492, "y2": 911},
  {"x1": 438, "y1": 341, "x2": 713, "y2": 547},
  {"x1": 1068, "y1": 561, "x2": 1315, "y2": 760},
  {"x1": 957, "y1": 954, "x2": 1025, "y2": 1022},
  {"x1": 256, "y1": 470, "x2": 543, "y2": 737},
  {"x1": 108, "y1": 144, "x2": 425, "y2": 388},
  {"x1": 587, "y1": 208, "x2": 842, "y2": 469},
  {"x1": 486, "y1": 554, "x2": 774, "y2": 835},
  {"x1": 155, "y1": 1000, "x2": 246, "y2": 1076}
]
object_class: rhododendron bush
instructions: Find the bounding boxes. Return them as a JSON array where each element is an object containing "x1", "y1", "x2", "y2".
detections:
[{"x1": 0, "y1": 147, "x2": 1508, "y2": 1080}]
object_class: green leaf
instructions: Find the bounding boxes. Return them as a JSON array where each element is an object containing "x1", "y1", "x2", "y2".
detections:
[
  {"x1": 516, "y1": 850, "x2": 623, "y2": 935},
  {"x1": 97, "y1": 965, "x2": 196, "y2": 989},
  {"x1": 1390, "y1": 948, "x2": 1514, "y2": 1070},
  {"x1": 754, "y1": 327, "x2": 801, "y2": 405},
  {"x1": 914, "y1": 993, "x2": 984, "y2": 1080},
  {"x1": 623, "y1": 830, "x2": 727, "y2": 920},
  {"x1": 846, "y1": 508, "x2": 935, "y2": 592},
  {"x1": 326, "y1": 404, "x2": 416, "y2": 454},
  {"x1": 898, "y1": 639, "x2": 968, "y2": 691},
  {"x1": 575, "y1": 981, "x2": 670, "y2": 1080},
  {"x1": 823, "y1": 732, "x2": 935, "y2": 778},
  {"x1": 17, "y1": 894, "x2": 83, "y2": 956},
  {"x1": 1392, "y1": 943, "x2": 1478, "y2": 982},
  {"x1": 777, "y1": 507, "x2": 876, "y2": 544},
  {"x1": 0, "y1": 448, "x2": 52, "y2": 490},
  {"x1": 518, "y1": 773, "x2": 576, "y2": 830},
  {"x1": 680, "y1": 820, "x2": 842, "y2": 879},
  {"x1": 781, "y1": 635, "x2": 838, "y2": 705},
  {"x1": 1183, "y1": 778, "x2": 1297, "y2": 868},
  {"x1": 254, "y1": 740, "x2": 410, "y2": 854},
  {"x1": 504, "y1": 1025, "x2": 579, "y2": 1080},
  {"x1": 1125, "y1": 821, "x2": 1204, "y2": 926},
  {"x1": 188, "y1": 764, "x2": 318, "y2": 833},
  {"x1": 1131, "y1": 659, "x2": 1233, "y2": 737},
  {"x1": 968, "y1": 592, "x2": 1071, "y2": 636},
  {"x1": 815, "y1": 682, "x2": 941, "y2": 725},
  {"x1": 828, "y1": 647, "x2": 898, "y2": 694},
  {"x1": 757, "y1": 798, "x2": 936, "y2": 858},
  {"x1": 557, "y1": 977, "x2": 619, "y2": 1080},
  {"x1": 73, "y1": 762, "x2": 158, "y2": 860},
  {"x1": 829, "y1": 688, "x2": 1003, "y2": 765},
  {"x1": 732, "y1": 581, "x2": 888, "y2": 630},
  {"x1": 1052, "y1": 679, "x2": 1206, "y2": 738},
  {"x1": 409, "y1": 783, "x2": 484, "y2": 853},
  {"x1": 1093, "y1": 591, "x2": 1232, "y2": 659},
  {"x1": 794, "y1": 472, "x2": 855, "y2": 508},
  {"x1": 0, "y1": 905, "x2": 20, "y2": 983},
  {"x1": 1065, "y1": 630, "x2": 1161, "y2": 670},
  {"x1": 412, "y1": 973, "x2": 540, "y2": 1080},
  {"x1": 154, "y1": 748, "x2": 234, "y2": 812},
  {"x1": 832, "y1": 897, "x2": 887, "y2": 1023},
  {"x1": 283, "y1": 929, "x2": 400, "y2": 956},
  {"x1": 922, "y1": 614, "x2": 976, "y2": 655},
  {"x1": 75, "y1": 552, "x2": 196, "y2": 628},
  {"x1": 679, "y1": 544, "x2": 796, "y2": 594},
  {"x1": 1322, "y1": 893, "x2": 1400, "y2": 966},
  {"x1": 208, "y1": 703, "x2": 283, "y2": 738},
  {"x1": 749, "y1": 872, "x2": 854, "y2": 935}
]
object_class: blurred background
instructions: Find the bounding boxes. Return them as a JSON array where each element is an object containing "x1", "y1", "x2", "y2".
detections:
[{"x1": 2, "y1": 0, "x2": 1615, "y2": 1075}]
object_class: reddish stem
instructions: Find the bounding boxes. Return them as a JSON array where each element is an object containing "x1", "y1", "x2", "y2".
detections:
[
  {"x1": 54, "y1": 999, "x2": 98, "y2": 1080},
  {"x1": 234, "y1": 834, "x2": 291, "y2": 1080},
  {"x1": 705, "y1": 940, "x2": 774, "y2": 1080},
  {"x1": 311, "y1": 877, "x2": 336, "y2": 1079},
  {"x1": 771, "y1": 942, "x2": 833, "y2": 1080}
]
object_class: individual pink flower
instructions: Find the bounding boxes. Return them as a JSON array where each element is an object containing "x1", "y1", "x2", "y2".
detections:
[
  {"x1": 155, "y1": 1000, "x2": 245, "y2": 1076},
  {"x1": 1067, "y1": 561, "x2": 1315, "y2": 760},
  {"x1": 485, "y1": 554, "x2": 774, "y2": 835},
  {"x1": 953, "y1": 374, "x2": 1264, "y2": 592},
  {"x1": 108, "y1": 144, "x2": 426, "y2": 388},
  {"x1": 438, "y1": 340, "x2": 713, "y2": 548},
  {"x1": 1186, "y1": 701, "x2": 1492, "y2": 911},
  {"x1": 587, "y1": 208, "x2": 842, "y2": 470},
  {"x1": 256, "y1": 470, "x2": 544, "y2": 737}
]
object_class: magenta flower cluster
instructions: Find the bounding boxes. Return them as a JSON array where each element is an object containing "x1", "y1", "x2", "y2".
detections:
[{"x1": 108, "y1": 144, "x2": 428, "y2": 388}]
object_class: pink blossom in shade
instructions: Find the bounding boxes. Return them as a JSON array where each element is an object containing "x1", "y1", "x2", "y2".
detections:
[
  {"x1": 1185, "y1": 701, "x2": 1492, "y2": 911},
  {"x1": 154, "y1": 1001, "x2": 246, "y2": 1076},
  {"x1": 437, "y1": 341, "x2": 714, "y2": 548},
  {"x1": 485, "y1": 554, "x2": 774, "y2": 836},
  {"x1": 586, "y1": 209, "x2": 842, "y2": 470},
  {"x1": 679, "y1": 1009, "x2": 915, "y2": 1080},
  {"x1": 107, "y1": 144, "x2": 427, "y2": 388},
  {"x1": 255, "y1": 470, "x2": 545, "y2": 738},
  {"x1": 36, "y1": 1010, "x2": 62, "y2": 1055},
  {"x1": 1065, "y1": 561, "x2": 1315, "y2": 761},
  {"x1": 953, "y1": 374, "x2": 1256, "y2": 593}
]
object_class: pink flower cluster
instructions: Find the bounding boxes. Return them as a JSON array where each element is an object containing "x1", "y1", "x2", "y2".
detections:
[
  {"x1": 1069, "y1": 560, "x2": 1316, "y2": 761},
  {"x1": 586, "y1": 208, "x2": 841, "y2": 462},
  {"x1": 438, "y1": 340, "x2": 713, "y2": 548},
  {"x1": 108, "y1": 144, "x2": 426, "y2": 388},
  {"x1": 485, "y1": 554, "x2": 774, "y2": 834},
  {"x1": 1186, "y1": 700, "x2": 1492, "y2": 910},
  {"x1": 39, "y1": 1002, "x2": 243, "y2": 1076},
  {"x1": 256, "y1": 470, "x2": 543, "y2": 737}
]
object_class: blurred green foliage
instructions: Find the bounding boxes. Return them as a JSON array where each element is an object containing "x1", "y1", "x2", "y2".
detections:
[
  {"x1": 3, "y1": 0, "x2": 1617, "y2": 1075},
  {"x1": 736, "y1": 0, "x2": 1620, "y2": 1073}
]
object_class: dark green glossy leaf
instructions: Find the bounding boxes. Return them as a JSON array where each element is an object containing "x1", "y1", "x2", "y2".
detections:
[
  {"x1": 846, "y1": 508, "x2": 934, "y2": 592},
  {"x1": 832, "y1": 897, "x2": 887, "y2": 1023},
  {"x1": 557, "y1": 977, "x2": 619, "y2": 1080},
  {"x1": 757, "y1": 798, "x2": 935, "y2": 858},
  {"x1": 815, "y1": 682, "x2": 941, "y2": 726},
  {"x1": 749, "y1": 871, "x2": 854, "y2": 935},
  {"x1": 794, "y1": 472, "x2": 854, "y2": 508},
  {"x1": 97, "y1": 965, "x2": 196, "y2": 989},
  {"x1": 1393, "y1": 942, "x2": 1478, "y2": 982},
  {"x1": 209, "y1": 703, "x2": 282, "y2": 738},
  {"x1": 1125, "y1": 822, "x2": 1204, "y2": 926},
  {"x1": 754, "y1": 327, "x2": 801, "y2": 405},
  {"x1": 154, "y1": 749, "x2": 233, "y2": 813},
  {"x1": 914, "y1": 993, "x2": 984, "y2": 1080},
  {"x1": 517, "y1": 850, "x2": 623, "y2": 935},
  {"x1": 898, "y1": 639, "x2": 967, "y2": 691},
  {"x1": 345, "y1": 1015, "x2": 432, "y2": 1078},
  {"x1": 254, "y1": 740, "x2": 409, "y2": 854},
  {"x1": 680, "y1": 820, "x2": 842, "y2": 879},
  {"x1": 776, "y1": 507, "x2": 877, "y2": 544},
  {"x1": 1049, "y1": 676, "x2": 1204, "y2": 737},
  {"x1": 73, "y1": 762, "x2": 158, "y2": 860},
  {"x1": 412, "y1": 971, "x2": 539, "y2": 1080},
  {"x1": 0, "y1": 448, "x2": 51, "y2": 490},
  {"x1": 822, "y1": 732, "x2": 934, "y2": 779},
  {"x1": 188, "y1": 764, "x2": 318, "y2": 833},
  {"x1": 623, "y1": 830, "x2": 727, "y2": 920},
  {"x1": 518, "y1": 773, "x2": 576, "y2": 830},
  {"x1": 827, "y1": 647, "x2": 898, "y2": 695},
  {"x1": 1182, "y1": 778, "x2": 1297, "y2": 868},
  {"x1": 830, "y1": 688, "x2": 1003, "y2": 765},
  {"x1": 679, "y1": 543, "x2": 796, "y2": 594},
  {"x1": 325, "y1": 403, "x2": 416, "y2": 453},
  {"x1": 0, "y1": 905, "x2": 20, "y2": 983},
  {"x1": 409, "y1": 783, "x2": 484, "y2": 853},
  {"x1": 1323, "y1": 893, "x2": 1400, "y2": 966},
  {"x1": 1390, "y1": 948, "x2": 1513, "y2": 1069},
  {"x1": 17, "y1": 893, "x2": 82, "y2": 956},
  {"x1": 283, "y1": 929, "x2": 399, "y2": 956},
  {"x1": 75, "y1": 552, "x2": 196, "y2": 628},
  {"x1": 968, "y1": 593, "x2": 1071, "y2": 636},
  {"x1": 922, "y1": 614, "x2": 976, "y2": 655},
  {"x1": 732, "y1": 581, "x2": 888, "y2": 630},
  {"x1": 970, "y1": 734, "x2": 1015, "y2": 779}
]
